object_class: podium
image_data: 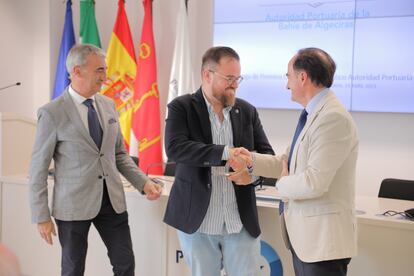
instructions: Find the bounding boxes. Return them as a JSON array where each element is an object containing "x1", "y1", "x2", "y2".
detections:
[
  {"x1": 0, "y1": 112, "x2": 36, "y2": 245},
  {"x1": 0, "y1": 113, "x2": 36, "y2": 177}
]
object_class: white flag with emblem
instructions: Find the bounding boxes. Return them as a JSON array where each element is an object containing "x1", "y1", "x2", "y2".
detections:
[
  {"x1": 164, "y1": 0, "x2": 195, "y2": 161},
  {"x1": 167, "y1": 0, "x2": 195, "y2": 106}
]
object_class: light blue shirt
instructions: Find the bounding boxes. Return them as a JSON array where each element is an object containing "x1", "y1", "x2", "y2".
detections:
[
  {"x1": 305, "y1": 88, "x2": 329, "y2": 116},
  {"x1": 197, "y1": 91, "x2": 243, "y2": 235}
]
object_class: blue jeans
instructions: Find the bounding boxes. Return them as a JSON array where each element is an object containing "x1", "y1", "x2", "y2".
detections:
[{"x1": 177, "y1": 227, "x2": 260, "y2": 276}]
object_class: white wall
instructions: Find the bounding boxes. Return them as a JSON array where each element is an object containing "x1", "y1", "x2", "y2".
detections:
[
  {"x1": 0, "y1": 0, "x2": 413, "y2": 196},
  {"x1": 0, "y1": 0, "x2": 36, "y2": 118}
]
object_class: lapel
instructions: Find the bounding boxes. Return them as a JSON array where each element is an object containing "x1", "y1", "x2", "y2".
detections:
[
  {"x1": 291, "y1": 91, "x2": 333, "y2": 172},
  {"x1": 230, "y1": 102, "x2": 242, "y2": 147},
  {"x1": 193, "y1": 89, "x2": 213, "y2": 143},
  {"x1": 61, "y1": 89, "x2": 99, "y2": 152}
]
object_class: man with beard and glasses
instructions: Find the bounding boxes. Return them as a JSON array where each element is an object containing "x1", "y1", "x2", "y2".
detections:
[{"x1": 163, "y1": 46, "x2": 274, "y2": 276}]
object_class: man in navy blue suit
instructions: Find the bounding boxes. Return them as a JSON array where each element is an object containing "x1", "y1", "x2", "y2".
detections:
[{"x1": 163, "y1": 46, "x2": 274, "y2": 276}]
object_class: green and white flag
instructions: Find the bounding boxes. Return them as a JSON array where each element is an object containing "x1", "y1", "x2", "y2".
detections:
[{"x1": 80, "y1": 0, "x2": 101, "y2": 47}]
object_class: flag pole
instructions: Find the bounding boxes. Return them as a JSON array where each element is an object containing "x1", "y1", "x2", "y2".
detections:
[{"x1": 151, "y1": 0, "x2": 154, "y2": 17}]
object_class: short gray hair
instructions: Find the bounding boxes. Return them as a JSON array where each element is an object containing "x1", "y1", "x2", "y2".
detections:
[{"x1": 66, "y1": 44, "x2": 106, "y2": 73}]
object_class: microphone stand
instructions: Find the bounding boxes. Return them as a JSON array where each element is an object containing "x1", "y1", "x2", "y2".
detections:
[{"x1": 146, "y1": 161, "x2": 176, "y2": 185}]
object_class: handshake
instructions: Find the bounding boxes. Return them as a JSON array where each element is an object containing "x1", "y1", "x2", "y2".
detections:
[{"x1": 226, "y1": 147, "x2": 255, "y2": 185}]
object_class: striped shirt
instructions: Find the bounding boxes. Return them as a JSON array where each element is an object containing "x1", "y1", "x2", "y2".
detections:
[{"x1": 197, "y1": 92, "x2": 243, "y2": 235}]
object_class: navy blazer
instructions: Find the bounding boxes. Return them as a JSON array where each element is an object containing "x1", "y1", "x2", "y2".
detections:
[{"x1": 163, "y1": 88, "x2": 274, "y2": 238}]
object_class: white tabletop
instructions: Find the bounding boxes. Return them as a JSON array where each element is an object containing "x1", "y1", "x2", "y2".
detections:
[{"x1": 3, "y1": 174, "x2": 413, "y2": 230}]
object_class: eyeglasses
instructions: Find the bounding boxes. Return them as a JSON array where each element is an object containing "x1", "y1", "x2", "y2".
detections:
[{"x1": 209, "y1": 70, "x2": 243, "y2": 86}]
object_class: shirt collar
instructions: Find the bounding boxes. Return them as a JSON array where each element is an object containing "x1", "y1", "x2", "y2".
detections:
[
  {"x1": 68, "y1": 85, "x2": 96, "y2": 104},
  {"x1": 305, "y1": 88, "x2": 329, "y2": 116}
]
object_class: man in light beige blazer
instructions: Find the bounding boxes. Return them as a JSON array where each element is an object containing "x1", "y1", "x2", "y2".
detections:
[
  {"x1": 29, "y1": 44, "x2": 162, "y2": 276},
  {"x1": 229, "y1": 48, "x2": 358, "y2": 276}
]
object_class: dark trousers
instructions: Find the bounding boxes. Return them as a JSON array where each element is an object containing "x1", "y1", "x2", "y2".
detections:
[
  {"x1": 291, "y1": 248, "x2": 351, "y2": 276},
  {"x1": 55, "y1": 184, "x2": 134, "y2": 276}
]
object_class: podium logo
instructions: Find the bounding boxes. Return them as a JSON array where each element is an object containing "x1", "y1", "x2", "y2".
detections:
[
  {"x1": 259, "y1": 240, "x2": 283, "y2": 276},
  {"x1": 176, "y1": 250, "x2": 184, "y2": 263}
]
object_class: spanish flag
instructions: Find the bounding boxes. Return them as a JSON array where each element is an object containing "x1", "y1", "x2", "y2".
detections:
[
  {"x1": 131, "y1": 0, "x2": 163, "y2": 175},
  {"x1": 101, "y1": 0, "x2": 136, "y2": 150}
]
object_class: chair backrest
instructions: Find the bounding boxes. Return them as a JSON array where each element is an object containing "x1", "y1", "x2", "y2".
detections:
[
  {"x1": 261, "y1": 177, "x2": 277, "y2": 186},
  {"x1": 378, "y1": 178, "x2": 414, "y2": 201}
]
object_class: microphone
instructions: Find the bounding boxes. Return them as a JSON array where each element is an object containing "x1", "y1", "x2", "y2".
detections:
[
  {"x1": 145, "y1": 161, "x2": 176, "y2": 176},
  {"x1": 146, "y1": 161, "x2": 176, "y2": 186},
  {"x1": 0, "y1": 82, "x2": 21, "y2": 91},
  {"x1": 145, "y1": 162, "x2": 165, "y2": 176}
]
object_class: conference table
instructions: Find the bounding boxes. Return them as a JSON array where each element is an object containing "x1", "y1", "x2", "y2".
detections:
[{"x1": 1, "y1": 175, "x2": 413, "y2": 276}]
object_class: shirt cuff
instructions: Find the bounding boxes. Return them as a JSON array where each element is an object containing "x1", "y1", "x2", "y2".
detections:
[{"x1": 222, "y1": 146, "x2": 230, "y2": 160}]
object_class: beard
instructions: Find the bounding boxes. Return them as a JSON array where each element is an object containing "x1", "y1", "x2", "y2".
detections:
[{"x1": 213, "y1": 87, "x2": 236, "y2": 107}]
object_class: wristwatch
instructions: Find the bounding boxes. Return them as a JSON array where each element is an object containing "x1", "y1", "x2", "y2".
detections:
[
  {"x1": 247, "y1": 164, "x2": 254, "y2": 175},
  {"x1": 247, "y1": 153, "x2": 255, "y2": 175}
]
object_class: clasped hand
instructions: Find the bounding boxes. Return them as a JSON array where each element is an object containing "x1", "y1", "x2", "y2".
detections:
[
  {"x1": 227, "y1": 147, "x2": 253, "y2": 185},
  {"x1": 143, "y1": 179, "x2": 163, "y2": 200}
]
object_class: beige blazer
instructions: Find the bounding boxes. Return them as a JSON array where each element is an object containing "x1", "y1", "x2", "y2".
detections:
[
  {"x1": 29, "y1": 89, "x2": 148, "y2": 223},
  {"x1": 253, "y1": 91, "x2": 358, "y2": 262}
]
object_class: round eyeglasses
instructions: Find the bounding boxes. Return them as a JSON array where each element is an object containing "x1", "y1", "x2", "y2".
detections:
[{"x1": 209, "y1": 70, "x2": 243, "y2": 86}]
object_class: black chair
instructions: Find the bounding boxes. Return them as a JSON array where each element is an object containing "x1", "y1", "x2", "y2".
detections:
[
  {"x1": 378, "y1": 178, "x2": 414, "y2": 201},
  {"x1": 261, "y1": 177, "x2": 277, "y2": 186}
]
